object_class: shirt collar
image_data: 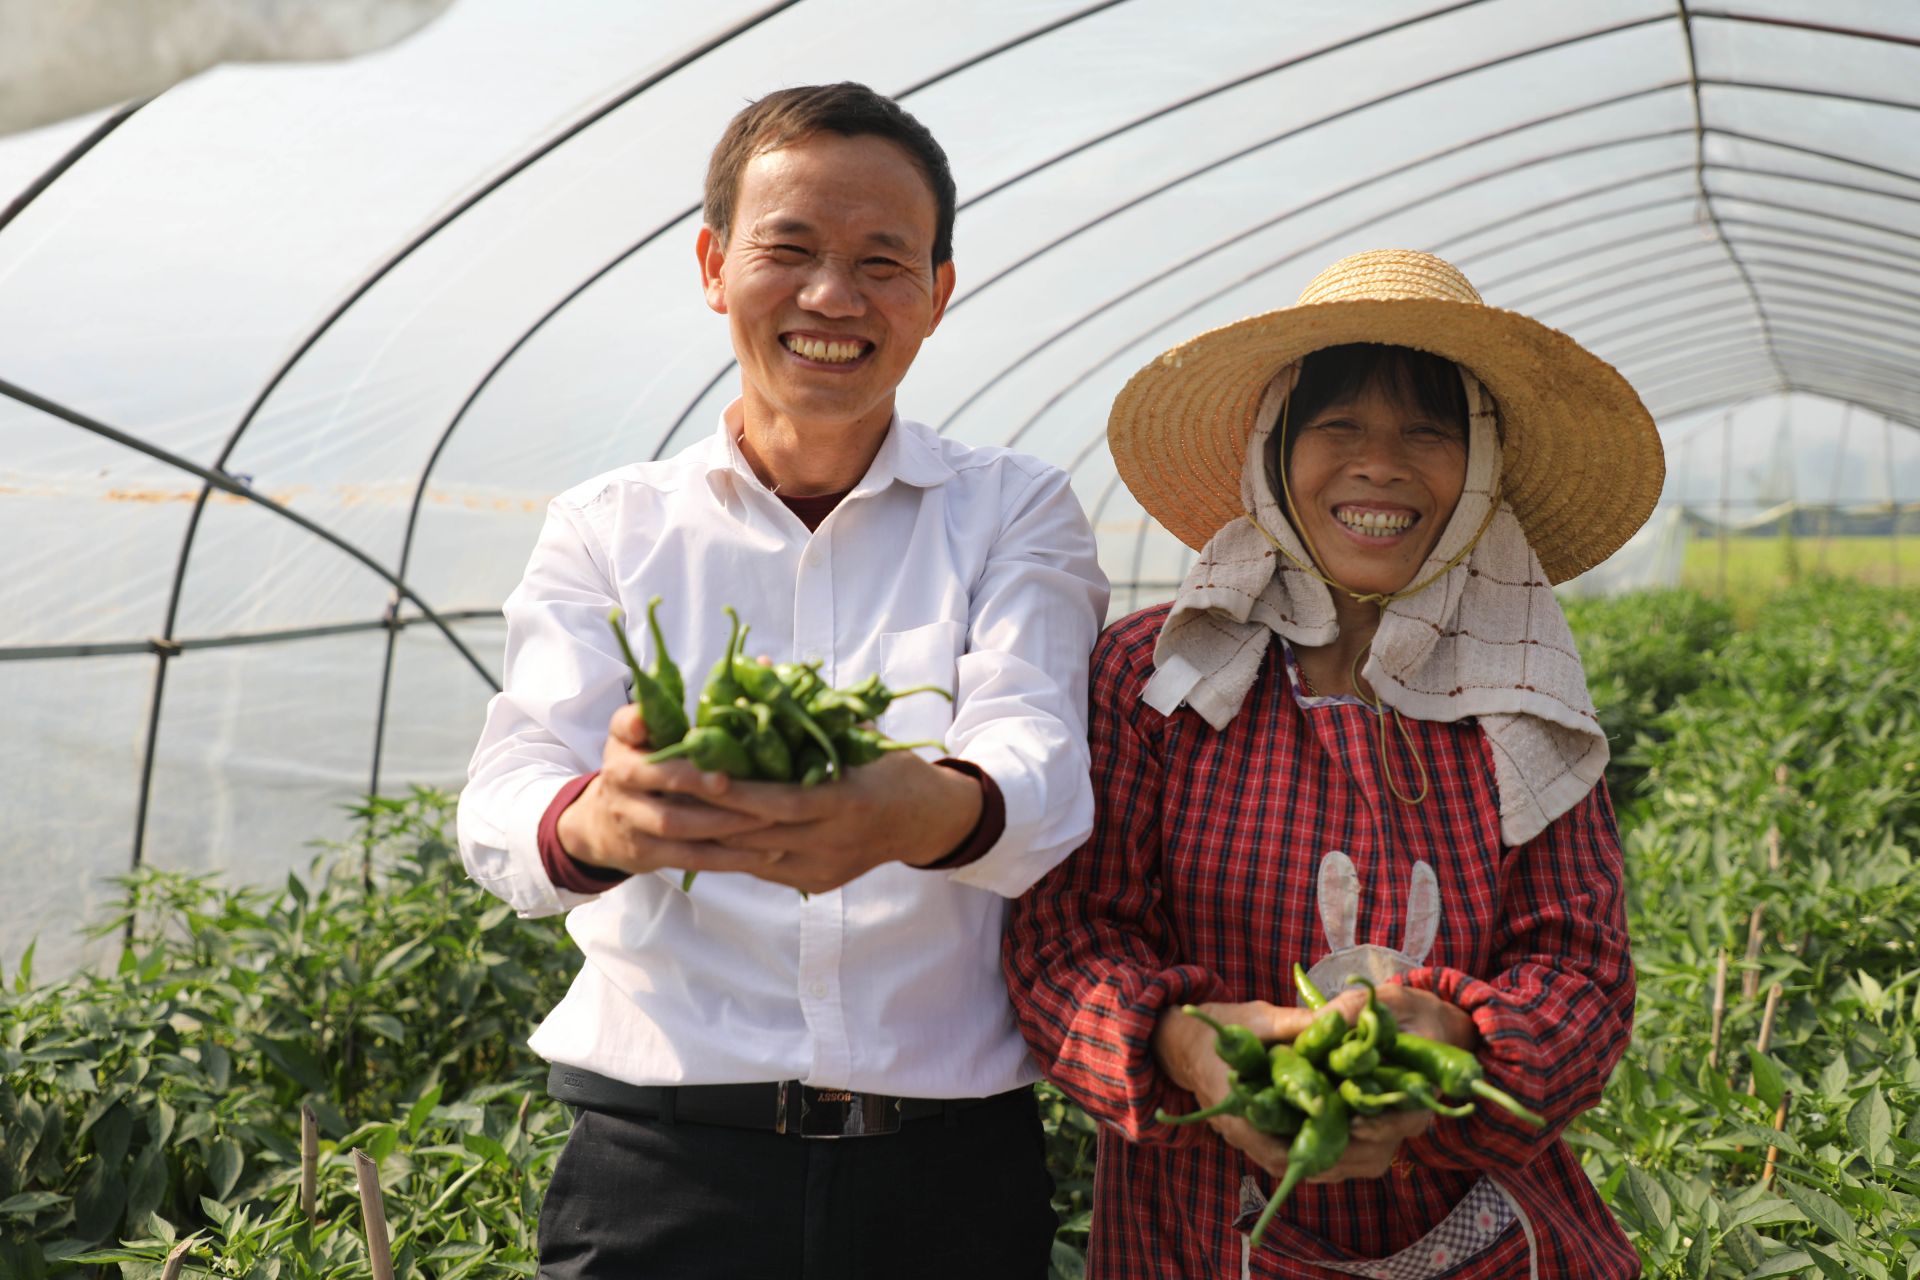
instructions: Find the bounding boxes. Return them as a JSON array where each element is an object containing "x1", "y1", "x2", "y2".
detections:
[{"x1": 706, "y1": 399, "x2": 954, "y2": 498}]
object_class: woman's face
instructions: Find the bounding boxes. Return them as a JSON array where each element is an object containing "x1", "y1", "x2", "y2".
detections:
[{"x1": 1282, "y1": 381, "x2": 1469, "y2": 598}]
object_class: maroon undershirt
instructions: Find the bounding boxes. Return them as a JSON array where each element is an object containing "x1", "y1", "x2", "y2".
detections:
[{"x1": 538, "y1": 487, "x2": 1006, "y2": 894}]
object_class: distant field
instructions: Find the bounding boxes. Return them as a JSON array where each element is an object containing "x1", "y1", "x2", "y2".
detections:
[{"x1": 1681, "y1": 533, "x2": 1919, "y2": 595}]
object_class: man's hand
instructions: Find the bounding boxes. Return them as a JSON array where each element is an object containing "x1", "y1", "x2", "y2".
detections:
[
  {"x1": 556, "y1": 705, "x2": 785, "y2": 880},
  {"x1": 695, "y1": 749, "x2": 984, "y2": 895}
]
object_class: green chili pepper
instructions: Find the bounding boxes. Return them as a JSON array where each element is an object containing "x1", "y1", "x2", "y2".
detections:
[
  {"x1": 733, "y1": 656, "x2": 844, "y2": 781},
  {"x1": 1293, "y1": 963, "x2": 1328, "y2": 1011},
  {"x1": 1293, "y1": 1006, "x2": 1348, "y2": 1068},
  {"x1": 1358, "y1": 979, "x2": 1398, "y2": 1052},
  {"x1": 1241, "y1": 1088, "x2": 1303, "y2": 1136},
  {"x1": 1246, "y1": 1090, "x2": 1350, "y2": 1252},
  {"x1": 1337, "y1": 1076, "x2": 1410, "y2": 1115},
  {"x1": 1386, "y1": 1034, "x2": 1547, "y2": 1128},
  {"x1": 1326, "y1": 979, "x2": 1385, "y2": 1078},
  {"x1": 1368, "y1": 1064, "x2": 1478, "y2": 1118},
  {"x1": 1265, "y1": 1043, "x2": 1329, "y2": 1118},
  {"x1": 696, "y1": 607, "x2": 749, "y2": 727},
  {"x1": 608, "y1": 609, "x2": 689, "y2": 748},
  {"x1": 736, "y1": 698, "x2": 793, "y2": 781},
  {"x1": 1179, "y1": 1005, "x2": 1269, "y2": 1080},
  {"x1": 837, "y1": 673, "x2": 954, "y2": 718},
  {"x1": 644, "y1": 595, "x2": 684, "y2": 706},
  {"x1": 837, "y1": 726, "x2": 946, "y2": 767},
  {"x1": 775, "y1": 660, "x2": 825, "y2": 705},
  {"x1": 804, "y1": 689, "x2": 875, "y2": 738},
  {"x1": 1326, "y1": 1039, "x2": 1380, "y2": 1079},
  {"x1": 794, "y1": 743, "x2": 831, "y2": 787},
  {"x1": 647, "y1": 724, "x2": 753, "y2": 777},
  {"x1": 1154, "y1": 1078, "x2": 1255, "y2": 1127}
]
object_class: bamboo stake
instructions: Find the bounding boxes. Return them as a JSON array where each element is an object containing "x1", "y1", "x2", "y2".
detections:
[
  {"x1": 300, "y1": 1103, "x2": 318, "y2": 1223},
  {"x1": 1746, "y1": 984, "x2": 1784, "y2": 1097},
  {"x1": 1742, "y1": 903, "x2": 1766, "y2": 1001},
  {"x1": 1761, "y1": 1091, "x2": 1792, "y2": 1188},
  {"x1": 353, "y1": 1148, "x2": 396, "y2": 1280},
  {"x1": 1708, "y1": 949, "x2": 1729, "y2": 1070},
  {"x1": 160, "y1": 1234, "x2": 202, "y2": 1280}
]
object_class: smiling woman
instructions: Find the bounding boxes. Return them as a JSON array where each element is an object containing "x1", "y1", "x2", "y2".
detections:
[{"x1": 1006, "y1": 248, "x2": 1666, "y2": 1277}]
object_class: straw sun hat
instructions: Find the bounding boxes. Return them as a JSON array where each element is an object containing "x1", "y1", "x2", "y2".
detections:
[{"x1": 1106, "y1": 248, "x2": 1664, "y2": 584}]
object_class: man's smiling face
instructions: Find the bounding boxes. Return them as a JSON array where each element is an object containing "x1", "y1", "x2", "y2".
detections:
[{"x1": 698, "y1": 131, "x2": 955, "y2": 440}]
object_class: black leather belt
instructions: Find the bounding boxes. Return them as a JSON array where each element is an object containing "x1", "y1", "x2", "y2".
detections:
[{"x1": 548, "y1": 1065, "x2": 1015, "y2": 1139}]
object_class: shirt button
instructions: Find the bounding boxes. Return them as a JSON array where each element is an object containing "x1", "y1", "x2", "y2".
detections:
[
  {"x1": 807, "y1": 980, "x2": 829, "y2": 999},
  {"x1": 803, "y1": 550, "x2": 822, "y2": 568}
]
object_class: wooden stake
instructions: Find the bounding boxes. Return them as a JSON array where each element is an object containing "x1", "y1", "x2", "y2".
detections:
[
  {"x1": 1708, "y1": 949, "x2": 1729, "y2": 1070},
  {"x1": 160, "y1": 1234, "x2": 201, "y2": 1280},
  {"x1": 1746, "y1": 984, "x2": 1784, "y2": 1096},
  {"x1": 1742, "y1": 903, "x2": 1766, "y2": 1001},
  {"x1": 300, "y1": 1104, "x2": 318, "y2": 1224},
  {"x1": 1762, "y1": 1091, "x2": 1792, "y2": 1188},
  {"x1": 1757, "y1": 983, "x2": 1781, "y2": 1053},
  {"x1": 353, "y1": 1148, "x2": 396, "y2": 1280}
]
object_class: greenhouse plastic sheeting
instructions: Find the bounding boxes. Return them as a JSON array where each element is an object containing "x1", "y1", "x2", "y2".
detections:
[{"x1": 2, "y1": 0, "x2": 1916, "y2": 975}]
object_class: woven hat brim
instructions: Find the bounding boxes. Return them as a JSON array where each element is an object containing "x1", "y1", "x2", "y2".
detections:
[{"x1": 1107, "y1": 298, "x2": 1665, "y2": 584}]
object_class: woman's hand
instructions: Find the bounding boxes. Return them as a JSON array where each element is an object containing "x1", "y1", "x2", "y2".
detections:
[{"x1": 1152, "y1": 1000, "x2": 1310, "y2": 1176}]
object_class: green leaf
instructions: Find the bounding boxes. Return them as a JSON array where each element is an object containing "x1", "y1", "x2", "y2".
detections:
[
  {"x1": 360, "y1": 1012, "x2": 408, "y2": 1043},
  {"x1": 406, "y1": 1083, "x2": 444, "y2": 1138},
  {"x1": 1806, "y1": 1247, "x2": 1851, "y2": 1280},
  {"x1": 1846, "y1": 1086, "x2": 1892, "y2": 1164},
  {"x1": 208, "y1": 1135, "x2": 243, "y2": 1200},
  {"x1": 1746, "y1": 1251, "x2": 1813, "y2": 1278},
  {"x1": 1623, "y1": 1165, "x2": 1671, "y2": 1230},
  {"x1": 0, "y1": 1191, "x2": 67, "y2": 1217},
  {"x1": 1748, "y1": 1048, "x2": 1786, "y2": 1110},
  {"x1": 1778, "y1": 1180, "x2": 1855, "y2": 1245},
  {"x1": 258, "y1": 1037, "x2": 329, "y2": 1094},
  {"x1": 1820, "y1": 1051, "x2": 1851, "y2": 1098},
  {"x1": 462, "y1": 1132, "x2": 511, "y2": 1169},
  {"x1": 125, "y1": 1143, "x2": 167, "y2": 1227},
  {"x1": 1724, "y1": 1195, "x2": 1804, "y2": 1230}
]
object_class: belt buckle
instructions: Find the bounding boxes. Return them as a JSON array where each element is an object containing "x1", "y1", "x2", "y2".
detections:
[{"x1": 775, "y1": 1082, "x2": 902, "y2": 1138}]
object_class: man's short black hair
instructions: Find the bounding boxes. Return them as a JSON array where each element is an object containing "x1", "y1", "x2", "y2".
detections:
[{"x1": 704, "y1": 82, "x2": 957, "y2": 265}]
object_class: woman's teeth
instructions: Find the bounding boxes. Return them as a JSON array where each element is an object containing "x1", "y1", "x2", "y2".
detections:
[
  {"x1": 1336, "y1": 509, "x2": 1414, "y2": 537},
  {"x1": 784, "y1": 336, "x2": 865, "y2": 363}
]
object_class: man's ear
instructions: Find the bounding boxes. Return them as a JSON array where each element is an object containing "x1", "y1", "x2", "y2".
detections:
[
  {"x1": 696, "y1": 226, "x2": 727, "y2": 315},
  {"x1": 925, "y1": 260, "x2": 957, "y2": 336}
]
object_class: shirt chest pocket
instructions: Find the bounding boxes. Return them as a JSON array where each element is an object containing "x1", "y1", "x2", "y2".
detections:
[{"x1": 874, "y1": 620, "x2": 964, "y2": 752}]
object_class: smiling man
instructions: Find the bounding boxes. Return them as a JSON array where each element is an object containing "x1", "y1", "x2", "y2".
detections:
[{"x1": 456, "y1": 83, "x2": 1108, "y2": 1279}]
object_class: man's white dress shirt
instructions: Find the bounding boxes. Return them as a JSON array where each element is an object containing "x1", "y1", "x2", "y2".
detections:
[{"x1": 457, "y1": 407, "x2": 1109, "y2": 1098}]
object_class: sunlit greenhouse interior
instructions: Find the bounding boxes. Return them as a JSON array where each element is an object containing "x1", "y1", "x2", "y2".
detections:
[{"x1": 3, "y1": 2, "x2": 1917, "y2": 1275}]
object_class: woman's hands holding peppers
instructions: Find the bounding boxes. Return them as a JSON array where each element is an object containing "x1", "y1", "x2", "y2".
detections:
[
  {"x1": 556, "y1": 704, "x2": 788, "y2": 879},
  {"x1": 1153, "y1": 986, "x2": 1478, "y2": 1183}
]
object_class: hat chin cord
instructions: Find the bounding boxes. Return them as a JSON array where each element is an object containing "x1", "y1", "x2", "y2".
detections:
[{"x1": 1236, "y1": 389, "x2": 1505, "y2": 806}]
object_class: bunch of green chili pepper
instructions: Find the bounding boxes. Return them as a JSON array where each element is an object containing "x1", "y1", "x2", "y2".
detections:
[
  {"x1": 607, "y1": 600, "x2": 952, "y2": 891},
  {"x1": 1154, "y1": 964, "x2": 1548, "y2": 1252}
]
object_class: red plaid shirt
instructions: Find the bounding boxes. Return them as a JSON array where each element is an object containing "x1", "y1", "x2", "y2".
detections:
[{"x1": 1006, "y1": 606, "x2": 1638, "y2": 1278}]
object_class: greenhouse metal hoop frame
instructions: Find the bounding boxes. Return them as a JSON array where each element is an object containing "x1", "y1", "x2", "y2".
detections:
[{"x1": 0, "y1": 0, "x2": 1913, "y2": 878}]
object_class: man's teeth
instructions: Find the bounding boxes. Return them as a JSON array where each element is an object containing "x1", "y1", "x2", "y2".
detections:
[
  {"x1": 1336, "y1": 509, "x2": 1414, "y2": 537},
  {"x1": 784, "y1": 336, "x2": 865, "y2": 363}
]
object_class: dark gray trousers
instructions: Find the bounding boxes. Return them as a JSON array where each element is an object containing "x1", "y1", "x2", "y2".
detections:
[{"x1": 537, "y1": 1087, "x2": 1057, "y2": 1279}]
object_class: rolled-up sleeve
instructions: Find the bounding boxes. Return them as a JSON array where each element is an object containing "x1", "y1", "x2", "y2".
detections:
[
  {"x1": 458, "y1": 492, "x2": 628, "y2": 918},
  {"x1": 945, "y1": 464, "x2": 1109, "y2": 897},
  {"x1": 1003, "y1": 627, "x2": 1226, "y2": 1142},
  {"x1": 1399, "y1": 780, "x2": 1635, "y2": 1171}
]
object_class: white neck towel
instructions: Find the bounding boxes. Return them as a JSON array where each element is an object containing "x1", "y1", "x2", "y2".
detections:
[{"x1": 1141, "y1": 363, "x2": 1607, "y2": 847}]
